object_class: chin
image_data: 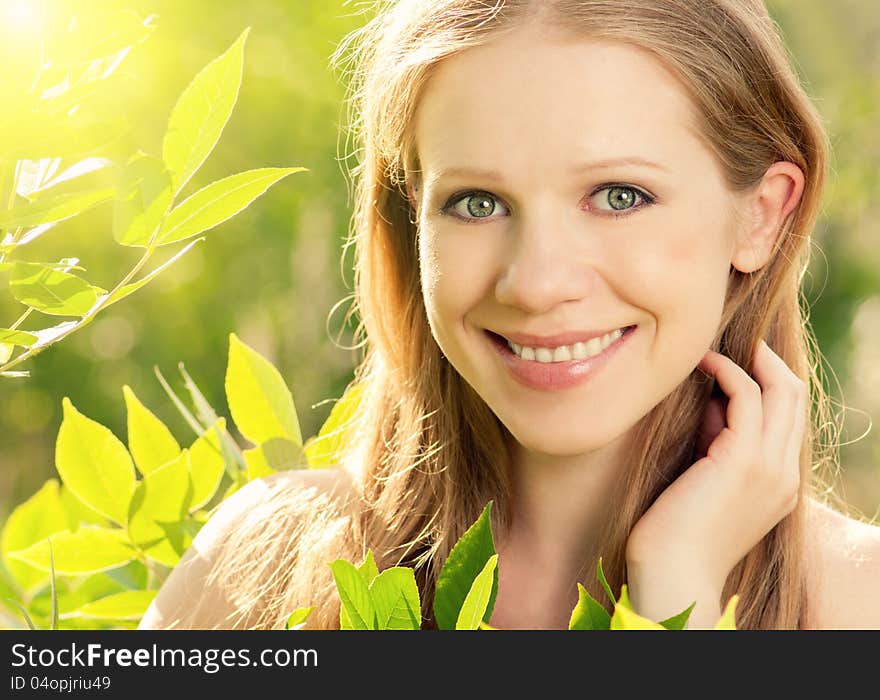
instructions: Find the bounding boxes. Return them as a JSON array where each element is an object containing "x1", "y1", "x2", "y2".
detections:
[{"x1": 503, "y1": 414, "x2": 629, "y2": 458}]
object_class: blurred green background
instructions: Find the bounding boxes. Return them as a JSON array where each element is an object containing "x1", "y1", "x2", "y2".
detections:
[{"x1": 1, "y1": 0, "x2": 878, "y2": 526}]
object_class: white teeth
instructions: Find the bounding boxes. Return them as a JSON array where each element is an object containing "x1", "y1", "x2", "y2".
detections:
[
  {"x1": 552, "y1": 345, "x2": 572, "y2": 362},
  {"x1": 584, "y1": 336, "x2": 603, "y2": 357},
  {"x1": 535, "y1": 348, "x2": 554, "y2": 362},
  {"x1": 507, "y1": 328, "x2": 625, "y2": 363}
]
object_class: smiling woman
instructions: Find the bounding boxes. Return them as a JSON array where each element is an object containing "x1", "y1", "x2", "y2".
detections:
[{"x1": 141, "y1": 0, "x2": 880, "y2": 630}]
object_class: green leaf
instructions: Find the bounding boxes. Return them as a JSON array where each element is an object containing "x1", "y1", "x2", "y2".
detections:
[
  {"x1": 596, "y1": 557, "x2": 616, "y2": 605},
  {"x1": 610, "y1": 585, "x2": 665, "y2": 630},
  {"x1": 357, "y1": 550, "x2": 380, "y2": 588},
  {"x1": 155, "y1": 168, "x2": 305, "y2": 246},
  {"x1": 0, "y1": 189, "x2": 114, "y2": 228},
  {"x1": 65, "y1": 590, "x2": 157, "y2": 621},
  {"x1": 177, "y1": 362, "x2": 246, "y2": 476},
  {"x1": 29, "y1": 161, "x2": 113, "y2": 200},
  {"x1": 568, "y1": 583, "x2": 612, "y2": 630},
  {"x1": 123, "y1": 385, "x2": 181, "y2": 475},
  {"x1": 370, "y1": 567, "x2": 421, "y2": 630},
  {"x1": 129, "y1": 451, "x2": 192, "y2": 525},
  {"x1": 177, "y1": 362, "x2": 224, "y2": 430},
  {"x1": 244, "y1": 438, "x2": 305, "y2": 480},
  {"x1": 455, "y1": 554, "x2": 498, "y2": 630},
  {"x1": 659, "y1": 601, "x2": 696, "y2": 630},
  {"x1": 113, "y1": 154, "x2": 173, "y2": 247},
  {"x1": 434, "y1": 501, "x2": 498, "y2": 630},
  {"x1": 304, "y1": 383, "x2": 363, "y2": 469},
  {"x1": 128, "y1": 451, "x2": 193, "y2": 565},
  {"x1": 286, "y1": 606, "x2": 313, "y2": 630},
  {"x1": 243, "y1": 446, "x2": 276, "y2": 481},
  {"x1": 10, "y1": 264, "x2": 105, "y2": 317},
  {"x1": 715, "y1": 595, "x2": 739, "y2": 630},
  {"x1": 7, "y1": 527, "x2": 136, "y2": 575},
  {"x1": 56, "y1": 398, "x2": 137, "y2": 526},
  {"x1": 0, "y1": 258, "x2": 84, "y2": 273},
  {"x1": 225, "y1": 333, "x2": 302, "y2": 445},
  {"x1": 339, "y1": 605, "x2": 352, "y2": 631},
  {"x1": 329, "y1": 549, "x2": 372, "y2": 625},
  {"x1": 0, "y1": 329, "x2": 38, "y2": 346},
  {"x1": 132, "y1": 520, "x2": 200, "y2": 569},
  {"x1": 188, "y1": 419, "x2": 227, "y2": 511},
  {"x1": 0, "y1": 480, "x2": 69, "y2": 594},
  {"x1": 163, "y1": 28, "x2": 250, "y2": 196},
  {"x1": 329, "y1": 560, "x2": 374, "y2": 630},
  {"x1": 59, "y1": 485, "x2": 108, "y2": 531},
  {"x1": 103, "y1": 238, "x2": 205, "y2": 310}
]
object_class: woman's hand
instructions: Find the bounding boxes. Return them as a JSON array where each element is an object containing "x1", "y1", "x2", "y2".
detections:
[{"x1": 625, "y1": 340, "x2": 808, "y2": 627}]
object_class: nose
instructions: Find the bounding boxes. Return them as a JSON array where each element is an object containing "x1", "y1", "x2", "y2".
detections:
[{"x1": 494, "y1": 213, "x2": 599, "y2": 313}]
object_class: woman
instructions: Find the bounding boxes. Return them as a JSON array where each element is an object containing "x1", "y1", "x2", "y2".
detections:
[{"x1": 139, "y1": 0, "x2": 880, "y2": 630}]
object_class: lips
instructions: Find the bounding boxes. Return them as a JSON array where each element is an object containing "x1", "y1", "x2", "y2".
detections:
[{"x1": 484, "y1": 325, "x2": 636, "y2": 390}]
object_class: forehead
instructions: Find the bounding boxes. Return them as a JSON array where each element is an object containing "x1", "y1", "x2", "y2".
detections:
[{"x1": 413, "y1": 26, "x2": 710, "y2": 181}]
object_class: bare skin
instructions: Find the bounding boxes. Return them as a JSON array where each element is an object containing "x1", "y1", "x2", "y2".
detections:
[{"x1": 403, "y1": 22, "x2": 880, "y2": 628}]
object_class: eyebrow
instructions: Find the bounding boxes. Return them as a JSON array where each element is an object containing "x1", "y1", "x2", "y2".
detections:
[{"x1": 427, "y1": 156, "x2": 669, "y2": 182}]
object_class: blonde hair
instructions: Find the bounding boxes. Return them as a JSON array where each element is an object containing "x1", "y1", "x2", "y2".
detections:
[{"x1": 214, "y1": 0, "x2": 846, "y2": 630}]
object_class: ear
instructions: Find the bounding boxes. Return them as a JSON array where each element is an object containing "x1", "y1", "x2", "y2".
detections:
[{"x1": 731, "y1": 161, "x2": 805, "y2": 274}]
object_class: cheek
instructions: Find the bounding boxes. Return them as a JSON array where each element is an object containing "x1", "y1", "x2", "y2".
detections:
[
  {"x1": 419, "y1": 227, "x2": 474, "y2": 356},
  {"x1": 418, "y1": 226, "x2": 440, "y2": 301},
  {"x1": 419, "y1": 226, "x2": 496, "y2": 317},
  {"x1": 621, "y1": 211, "x2": 731, "y2": 305}
]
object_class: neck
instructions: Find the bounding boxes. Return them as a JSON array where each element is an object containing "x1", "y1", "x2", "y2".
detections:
[
  {"x1": 500, "y1": 428, "x2": 633, "y2": 567},
  {"x1": 488, "y1": 428, "x2": 634, "y2": 629}
]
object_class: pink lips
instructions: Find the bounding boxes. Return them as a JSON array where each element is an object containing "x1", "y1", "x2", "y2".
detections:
[{"x1": 485, "y1": 326, "x2": 636, "y2": 391}]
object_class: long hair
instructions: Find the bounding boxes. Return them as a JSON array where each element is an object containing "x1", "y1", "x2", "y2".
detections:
[{"x1": 212, "y1": 0, "x2": 847, "y2": 630}]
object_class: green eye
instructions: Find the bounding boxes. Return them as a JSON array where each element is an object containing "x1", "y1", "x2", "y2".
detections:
[
  {"x1": 444, "y1": 190, "x2": 509, "y2": 221},
  {"x1": 608, "y1": 187, "x2": 636, "y2": 210},
  {"x1": 591, "y1": 185, "x2": 654, "y2": 216}
]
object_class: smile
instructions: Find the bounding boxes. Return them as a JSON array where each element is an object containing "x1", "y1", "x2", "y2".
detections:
[{"x1": 484, "y1": 325, "x2": 636, "y2": 391}]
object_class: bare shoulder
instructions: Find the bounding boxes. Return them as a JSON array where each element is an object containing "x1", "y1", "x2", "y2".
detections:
[
  {"x1": 137, "y1": 466, "x2": 357, "y2": 630},
  {"x1": 803, "y1": 496, "x2": 880, "y2": 629}
]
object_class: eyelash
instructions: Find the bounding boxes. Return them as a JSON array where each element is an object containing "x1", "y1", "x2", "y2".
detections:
[{"x1": 439, "y1": 184, "x2": 656, "y2": 223}]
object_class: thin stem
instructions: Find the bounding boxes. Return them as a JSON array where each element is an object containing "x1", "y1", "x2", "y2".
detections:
[
  {"x1": 112, "y1": 243, "x2": 156, "y2": 292},
  {"x1": 9, "y1": 307, "x2": 34, "y2": 331},
  {"x1": 0, "y1": 245, "x2": 156, "y2": 374}
]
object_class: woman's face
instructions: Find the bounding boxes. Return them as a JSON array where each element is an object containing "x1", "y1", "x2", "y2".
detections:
[{"x1": 412, "y1": 26, "x2": 745, "y2": 457}]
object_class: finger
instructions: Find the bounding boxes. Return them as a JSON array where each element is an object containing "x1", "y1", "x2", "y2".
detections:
[
  {"x1": 695, "y1": 396, "x2": 726, "y2": 459},
  {"x1": 750, "y1": 340, "x2": 800, "y2": 467},
  {"x1": 697, "y1": 349, "x2": 762, "y2": 439},
  {"x1": 783, "y1": 376, "x2": 809, "y2": 475}
]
